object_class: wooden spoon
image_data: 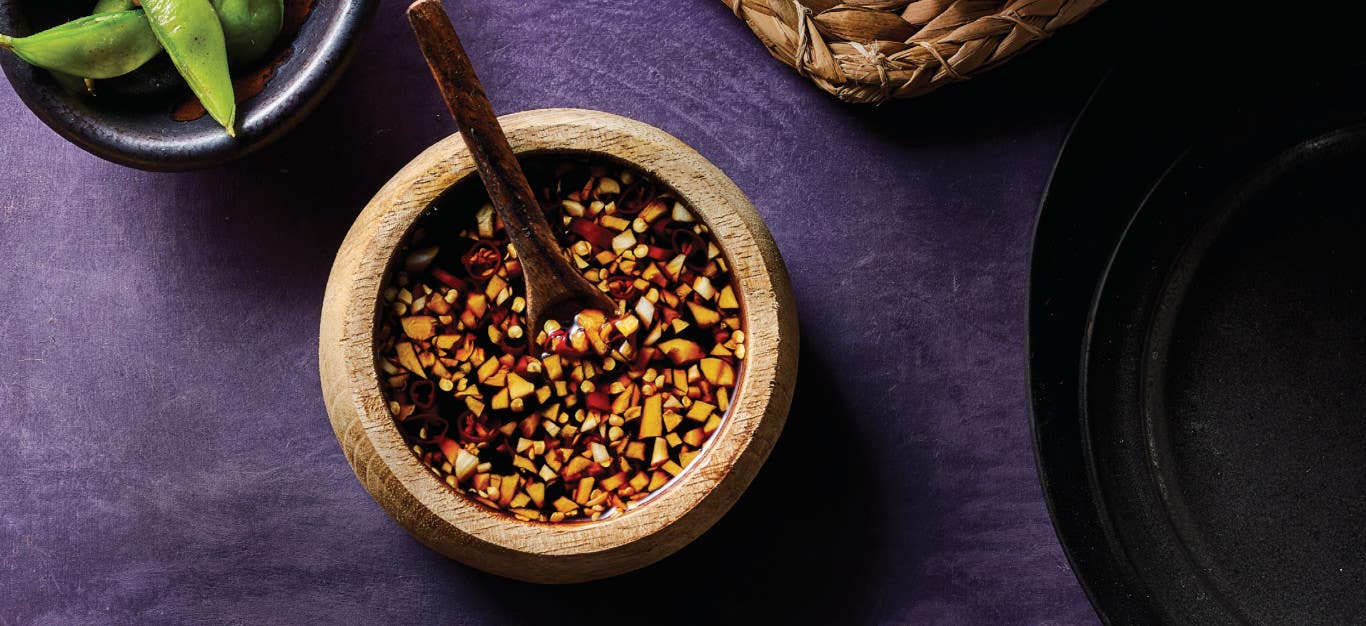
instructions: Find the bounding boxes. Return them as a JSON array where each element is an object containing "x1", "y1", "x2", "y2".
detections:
[{"x1": 407, "y1": 0, "x2": 614, "y2": 335}]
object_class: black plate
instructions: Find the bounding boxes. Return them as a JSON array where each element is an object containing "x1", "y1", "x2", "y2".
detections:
[{"x1": 1030, "y1": 63, "x2": 1366, "y2": 622}]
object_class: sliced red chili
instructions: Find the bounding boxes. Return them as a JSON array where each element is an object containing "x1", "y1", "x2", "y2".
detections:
[
  {"x1": 568, "y1": 218, "x2": 616, "y2": 250},
  {"x1": 650, "y1": 216, "x2": 672, "y2": 236},
  {"x1": 413, "y1": 415, "x2": 448, "y2": 444},
  {"x1": 496, "y1": 336, "x2": 528, "y2": 357},
  {"x1": 584, "y1": 391, "x2": 613, "y2": 412},
  {"x1": 604, "y1": 276, "x2": 639, "y2": 300},
  {"x1": 615, "y1": 184, "x2": 647, "y2": 215},
  {"x1": 397, "y1": 408, "x2": 428, "y2": 424},
  {"x1": 430, "y1": 267, "x2": 469, "y2": 290},
  {"x1": 461, "y1": 241, "x2": 504, "y2": 280},
  {"x1": 407, "y1": 379, "x2": 436, "y2": 410},
  {"x1": 672, "y1": 229, "x2": 709, "y2": 272},
  {"x1": 643, "y1": 245, "x2": 673, "y2": 261},
  {"x1": 459, "y1": 411, "x2": 498, "y2": 443},
  {"x1": 545, "y1": 328, "x2": 587, "y2": 357}
]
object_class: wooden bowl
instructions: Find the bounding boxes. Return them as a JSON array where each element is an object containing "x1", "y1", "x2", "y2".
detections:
[
  {"x1": 319, "y1": 108, "x2": 798, "y2": 583},
  {"x1": 0, "y1": 0, "x2": 376, "y2": 170}
]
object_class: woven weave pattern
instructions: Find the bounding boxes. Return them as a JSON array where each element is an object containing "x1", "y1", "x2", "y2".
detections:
[{"x1": 726, "y1": 0, "x2": 1104, "y2": 103}]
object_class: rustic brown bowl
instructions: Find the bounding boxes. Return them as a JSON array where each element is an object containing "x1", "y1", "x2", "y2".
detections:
[{"x1": 319, "y1": 108, "x2": 798, "y2": 583}]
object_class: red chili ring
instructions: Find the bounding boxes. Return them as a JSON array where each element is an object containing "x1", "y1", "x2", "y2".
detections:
[
  {"x1": 604, "y1": 276, "x2": 639, "y2": 300},
  {"x1": 461, "y1": 241, "x2": 504, "y2": 280},
  {"x1": 614, "y1": 184, "x2": 648, "y2": 215},
  {"x1": 398, "y1": 405, "x2": 435, "y2": 423},
  {"x1": 413, "y1": 415, "x2": 448, "y2": 444},
  {"x1": 459, "y1": 411, "x2": 498, "y2": 443},
  {"x1": 407, "y1": 379, "x2": 436, "y2": 410},
  {"x1": 671, "y1": 228, "x2": 709, "y2": 272},
  {"x1": 496, "y1": 337, "x2": 528, "y2": 357}
]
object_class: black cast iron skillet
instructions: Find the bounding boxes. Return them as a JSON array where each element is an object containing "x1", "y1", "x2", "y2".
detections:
[{"x1": 1030, "y1": 60, "x2": 1366, "y2": 623}]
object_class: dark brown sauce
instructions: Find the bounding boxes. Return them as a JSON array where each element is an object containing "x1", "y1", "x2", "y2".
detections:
[
  {"x1": 171, "y1": 0, "x2": 318, "y2": 122},
  {"x1": 377, "y1": 156, "x2": 746, "y2": 523}
]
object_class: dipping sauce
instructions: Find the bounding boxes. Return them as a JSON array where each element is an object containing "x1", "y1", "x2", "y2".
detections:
[{"x1": 376, "y1": 157, "x2": 745, "y2": 522}]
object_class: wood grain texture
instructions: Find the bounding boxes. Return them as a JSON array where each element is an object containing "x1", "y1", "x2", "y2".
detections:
[
  {"x1": 319, "y1": 108, "x2": 798, "y2": 583},
  {"x1": 406, "y1": 0, "x2": 613, "y2": 332}
]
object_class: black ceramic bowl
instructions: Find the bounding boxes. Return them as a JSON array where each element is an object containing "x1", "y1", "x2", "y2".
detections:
[{"x1": 0, "y1": 0, "x2": 376, "y2": 170}]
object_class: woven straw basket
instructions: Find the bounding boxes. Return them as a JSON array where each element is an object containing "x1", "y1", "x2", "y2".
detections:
[{"x1": 726, "y1": 0, "x2": 1104, "y2": 103}]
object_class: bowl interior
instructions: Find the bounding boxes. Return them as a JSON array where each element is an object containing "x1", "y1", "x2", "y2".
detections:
[
  {"x1": 0, "y1": 0, "x2": 375, "y2": 169},
  {"x1": 373, "y1": 148, "x2": 753, "y2": 525}
]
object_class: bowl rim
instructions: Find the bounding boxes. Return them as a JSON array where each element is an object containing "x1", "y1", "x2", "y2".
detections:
[
  {"x1": 0, "y1": 0, "x2": 378, "y2": 171},
  {"x1": 319, "y1": 108, "x2": 799, "y2": 582}
]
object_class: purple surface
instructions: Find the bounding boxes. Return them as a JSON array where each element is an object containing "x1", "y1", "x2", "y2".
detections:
[{"x1": 0, "y1": 1, "x2": 1109, "y2": 623}]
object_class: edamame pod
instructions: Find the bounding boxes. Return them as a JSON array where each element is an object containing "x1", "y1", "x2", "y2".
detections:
[
  {"x1": 140, "y1": 0, "x2": 237, "y2": 136},
  {"x1": 92, "y1": 0, "x2": 138, "y2": 13},
  {"x1": 68, "y1": 0, "x2": 139, "y2": 93},
  {"x1": 213, "y1": 0, "x2": 283, "y2": 67},
  {"x1": 80, "y1": 0, "x2": 140, "y2": 91},
  {"x1": 0, "y1": 10, "x2": 161, "y2": 79}
]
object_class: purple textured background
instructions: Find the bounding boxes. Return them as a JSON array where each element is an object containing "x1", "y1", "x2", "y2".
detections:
[{"x1": 0, "y1": 1, "x2": 1111, "y2": 623}]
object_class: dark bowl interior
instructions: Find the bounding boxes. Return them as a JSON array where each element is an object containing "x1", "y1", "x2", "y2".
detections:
[{"x1": 0, "y1": 0, "x2": 376, "y2": 170}]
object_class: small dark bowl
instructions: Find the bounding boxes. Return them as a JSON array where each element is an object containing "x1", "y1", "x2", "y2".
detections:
[{"x1": 0, "y1": 0, "x2": 376, "y2": 170}]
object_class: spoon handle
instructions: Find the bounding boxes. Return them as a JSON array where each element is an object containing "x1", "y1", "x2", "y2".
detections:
[{"x1": 407, "y1": 0, "x2": 610, "y2": 328}]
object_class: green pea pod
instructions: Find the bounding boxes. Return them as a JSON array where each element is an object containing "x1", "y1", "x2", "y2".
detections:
[
  {"x1": 67, "y1": 0, "x2": 140, "y2": 93},
  {"x1": 0, "y1": 10, "x2": 161, "y2": 79},
  {"x1": 92, "y1": 0, "x2": 137, "y2": 13},
  {"x1": 212, "y1": 0, "x2": 283, "y2": 67},
  {"x1": 140, "y1": 0, "x2": 237, "y2": 136}
]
